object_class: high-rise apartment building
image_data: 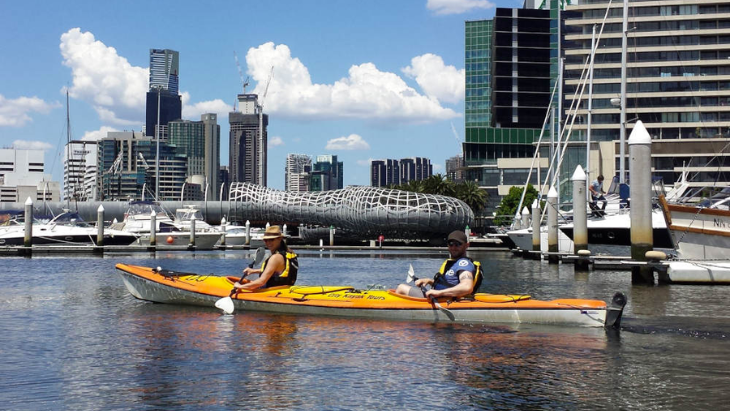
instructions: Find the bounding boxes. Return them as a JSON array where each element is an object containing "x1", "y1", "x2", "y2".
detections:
[
  {"x1": 99, "y1": 131, "x2": 187, "y2": 201},
  {"x1": 563, "y1": 0, "x2": 730, "y2": 187},
  {"x1": 285, "y1": 154, "x2": 312, "y2": 192},
  {"x1": 229, "y1": 94, "x2": 268, "y2": 186},
  {"x1": 370, "y1": 159, "x2": 401, "y2": 187},
  {"x1": 0, "y1": 148, "x2": 59, "y2": 203},
  {"x1": 445, "y1": 155, "x2": 464, "y2": 182},
  {"x1": 145, "y1": 49, "x2": 182, "y2": 141},
  {"x1": 63, "y1": 140, "x2": 97, "y2": 201},
  {"x1": 464, "y1": 7, "x2": 555, "y2": 207},
  {"x1": 168, "y1": 113, "x2": 220, "y2": 200},
  {"x1": 400, "y1": 157, "x2": 433, "y2": 183},
  {"x1": 311, "y1": 155, "x2": 343, "y2": 192}
]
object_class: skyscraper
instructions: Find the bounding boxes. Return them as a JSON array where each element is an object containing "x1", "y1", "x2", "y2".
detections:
[
  {"x1": 168, "y1": 113, "x2": 221, "y2": 200},
  {"x1": 285, "y1": 154, "x2": 312, "y2": 192},
  {"x1": 311, "y1": 155, "x2": 343, "y2": 191},
  {"x1": 145, "y1": 49, "x2": 182, "y2": 141},
  {"x1": 400, "y1": 157, "x2": 432, "y2": 183},
  {"x1": 445, "y1": 155, "x2": 464, "y2": 182},
  {"x1": 370, "y1": 159, "x2": 400, "y2": 187},
  {"x1": 229, "y1": 94, "x2": 268, "y2": 186}
]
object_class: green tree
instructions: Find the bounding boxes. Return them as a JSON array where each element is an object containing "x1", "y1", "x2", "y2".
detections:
[
  {"x1": 421, "y1": 174, "x2": 456, "y2": 196},
  {"x1": 456, "y1": 180, "x2": 488, "y2": 215},
  {"x1": 493, "y1": 184, "x2": 540, "y2": 227}
]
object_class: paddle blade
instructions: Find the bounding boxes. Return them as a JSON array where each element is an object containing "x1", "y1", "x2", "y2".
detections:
[
  {"x1": 252, "y1": 247, "x2": 266, "y2": 267},
  {"x1": 407, "y1": 264, "x2": 416, "y2": 283},
  {"x1": 215, "y1": 296, "x2": 235, "y2": 314}
]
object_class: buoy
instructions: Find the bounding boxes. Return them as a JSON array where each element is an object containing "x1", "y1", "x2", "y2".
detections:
[{"x1": 166, "y1": 236, "x2": 174, "y2": 244}]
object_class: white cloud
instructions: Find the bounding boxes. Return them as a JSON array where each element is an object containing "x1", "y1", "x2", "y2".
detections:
[
  {"x1": 426, "y1": 0, "x2": 495, "y2": 15},
  {"x1": 356, "y1": 158, "x2": 375, "y2": 166},
  {"x1": 246, "y1": 42, "x2": 459, "y2": 123},
  {"x1": 81, "y1": 126, "x2": 119, "y2": 141},
  {"x1": 0, "y1": 95, "x2": 59, "y2": 127},
  {"x1": 325, "y1": 134, "x2": 370, "y2": 151},
  {"x1": 60, "y1": 28, "x2": 230, "y2": 127},
  {"x1": 60, "y1": 28, "x2": 148, "y2": 126},
  {"x1": 402, "y1": 54, "x2": 465, "y2": 104},
  {"x1": 11, "y1": 140, "x2": 54, "y2": 150},
  {"x1": 180, "y1": 92, "x2": 231, "y2": 120},
  {"x1": 269, "y1": 136, "x2": 284, "y2": 147}
]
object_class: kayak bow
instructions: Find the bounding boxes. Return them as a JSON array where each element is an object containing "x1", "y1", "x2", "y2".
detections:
[{"x1": 115, "y1": 263, "x2": 625, "y2": 328}]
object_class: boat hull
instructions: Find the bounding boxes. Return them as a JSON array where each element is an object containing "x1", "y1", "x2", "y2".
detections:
[{"x1": 116, "y1": 263, "x2": 615, "y2": 327}]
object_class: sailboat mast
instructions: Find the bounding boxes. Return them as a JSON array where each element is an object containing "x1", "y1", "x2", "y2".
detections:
[
  {"x1": 587, "y1": 24, "x2": 596, "y2": 199},
  {"x1": 619, "y1": 0, "x2": 628, "y2": 183},
  {"x1": 66, "y1": 90, "x2": 71, "y2": 209}
]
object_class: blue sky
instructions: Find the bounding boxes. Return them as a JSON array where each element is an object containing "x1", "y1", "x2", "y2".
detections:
[{"x1": 1, "y1": 0, "x2": 519, "y2": 190}]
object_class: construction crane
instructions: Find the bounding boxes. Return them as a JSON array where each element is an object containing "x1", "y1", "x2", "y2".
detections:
[
  {"x1": 257, "y1": 65, "x2": 274, "y2": 186},
  {"x1": 138, "y1": 152, "x2": 151, "y2": 169},
  {"x1": 234, "y1": 51, "x2": 249, "y2": 94}
]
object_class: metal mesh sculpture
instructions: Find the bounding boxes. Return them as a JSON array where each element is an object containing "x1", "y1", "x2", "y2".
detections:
[{"x1": 229, "y1": 183, "x2": 473, "y2": 238}]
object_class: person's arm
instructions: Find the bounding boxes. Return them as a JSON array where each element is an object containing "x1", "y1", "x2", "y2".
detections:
[
  {"x1": 426, "y1": 271, "x2": 474, "y2": 298},
  {"x1": 236, "y1": 254, "x2": 284, "y2": 290}
]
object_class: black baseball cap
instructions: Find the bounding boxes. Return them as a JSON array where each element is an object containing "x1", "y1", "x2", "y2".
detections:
[{"x1": 447, "y1": 230, "x2": 467, "y2": 244}]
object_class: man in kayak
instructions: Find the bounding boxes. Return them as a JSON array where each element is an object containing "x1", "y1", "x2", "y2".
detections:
[
  {"x1": 233, "y1": 225, "x2": 298, "y2": 291},
  {"x1": 395, "y1": 230, "x2": 481, "y2": 298}
]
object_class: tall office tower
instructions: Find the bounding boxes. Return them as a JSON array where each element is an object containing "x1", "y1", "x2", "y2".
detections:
[
  {"x1": 99, "y1": 131, "x2": 187, "y2": 201},
  {"x1": 310, "y1": 155, "x2": 343, "y2": 192},
  {"x1": 229, "y1": 94, "x2": 268, "y2": 186},
  {"x1": 445, "y1": 155, "x2": 464, "y2": 182},
  {"x1": 145, "y1": 49, "x2": 182, "y2": 142},
  {"x1": 63, "y1": 140, "x2": 96, "y2": 201},
  {"x1": 168, "y1": 113, "x2": 220, "y2": 200},
  {"x1": 83, "y1": 146, "x2": 98, "y2": 201},
  {"x1": 218, "y1": 166, "x2": 230, "y2": 201},
  {"x1": 0, "y1": 148, "x2": 59, "y2": 203},
  {"x1": 464, "y1": 7, "x2": 554, "y2": 209},
  {"x1": 285, "y1": 154, "x2": 312, "y2": 192},
  {"x1": 563, "y1": 0, "x2": 730, "y2": 187},
  {"x1": 370, "y1": 159, "x2": 400, "y2": 187},
  {"x1": 400, "y1": 157, "x2": 432, "y2": 183}
]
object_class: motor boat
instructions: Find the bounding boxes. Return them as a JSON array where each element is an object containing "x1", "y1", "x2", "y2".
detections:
[
  {"x1": 110, "y1": 201, "x2": 220, "y2": 249},
  {"x1": 0, "y1": 210, "x2": 136, "y2": 246}
]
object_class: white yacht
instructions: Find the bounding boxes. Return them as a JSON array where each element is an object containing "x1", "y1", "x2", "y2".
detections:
[
  {"x1": 112, "y1": 201, "x2": 220, "y2": 249},
  {"x1": 0, "y1": 211, "x2": 136, "y2": 246}
]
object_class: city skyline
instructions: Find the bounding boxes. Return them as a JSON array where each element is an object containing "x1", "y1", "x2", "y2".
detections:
[{"x1": 1, "y1": 1, "x2": 508, "y2": 190}]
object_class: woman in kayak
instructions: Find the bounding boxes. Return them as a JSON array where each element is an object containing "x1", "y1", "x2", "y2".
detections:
[
  {"x1": 233, "y1": 225, "x2": 298, "y2": 290},
  {"x1": 395, "y1": 230, "x2": 481, "y2": 298}
]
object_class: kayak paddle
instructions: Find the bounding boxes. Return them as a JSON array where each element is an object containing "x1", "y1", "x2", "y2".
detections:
[
  {"x1": 215, "y1": 247, "x2": 266, "y2": 314},
  {"x1": 407, "y1": 264, "x2": 454, "y2": 319}
]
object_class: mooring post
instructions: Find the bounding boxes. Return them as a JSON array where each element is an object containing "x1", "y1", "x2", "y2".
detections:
[
  {"x1": 531, "y1": 199, "x2": 541, "y2": 259},
  {"x1": 547, "y1": 186, "x2": 559, "y2": 263},
  {"x1": 189, "y1": 216, "x2": 196, "y2": 249},
  {"x1": 572, "y1": 165, "x2": 589, "y2": 269},
  {"x1": 149, "y1": 210, "x2": 157, "y2": 247},
  {"x1": 220, "y1": 216, "x2": 227, "y2": 247},
  {"x1": 283, "y1": 223, "x2": 288, "y2": 237},
  {"x1": 245, "y1": 220, "x2": 251, "y2": 246},
  {"x1": 96, "y1": 204, "x2": 105, "y2": 250},
  {"x1": 629, "y1": 120, "x2": 654, "y2": 284},
  {"x1": 24, "y1": 197, "x2": 33, "y2": 249},
  {"x1": 329, "y1": 225, "x2": 335, "y2": 246}
]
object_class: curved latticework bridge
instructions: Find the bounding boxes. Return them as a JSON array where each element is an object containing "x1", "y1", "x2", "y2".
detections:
[{"x1": 229, "y1": 183, "x2": 473, "y2": 239}]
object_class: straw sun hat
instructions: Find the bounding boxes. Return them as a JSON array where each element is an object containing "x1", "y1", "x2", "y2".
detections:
[{"x1": 262, "y1": 225, "x2": 285, "y2": 240}]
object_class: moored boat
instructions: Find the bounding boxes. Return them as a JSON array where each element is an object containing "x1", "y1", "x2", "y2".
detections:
[{"x1": 115, "y1": 263, "x2": 626, "y2": 328}]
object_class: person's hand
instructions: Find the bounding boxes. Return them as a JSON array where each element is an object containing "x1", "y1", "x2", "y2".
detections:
[
  {"x1": 425, "y1": 289, "x2": 441, "y2": 298},
  {"x1": 243, "y1": 267, "x2": 255, "y2": 275},
  {"x1": 415, "y1": 278, "x2": 431, "y2": 287}
]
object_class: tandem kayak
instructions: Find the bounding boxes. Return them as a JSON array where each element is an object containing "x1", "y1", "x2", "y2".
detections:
[{"x1": 115, "y1": 263, "x2": 626, "y2": 328}]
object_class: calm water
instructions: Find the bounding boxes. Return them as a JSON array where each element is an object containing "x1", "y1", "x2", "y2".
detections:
[{"x1": 1, "y1": 249, "x2": 729, "y2": 410}]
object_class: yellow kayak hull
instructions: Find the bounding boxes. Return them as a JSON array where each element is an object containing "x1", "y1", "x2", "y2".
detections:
[{"x1": 115, "y1": 263, "x2": 623, "y2": 328}]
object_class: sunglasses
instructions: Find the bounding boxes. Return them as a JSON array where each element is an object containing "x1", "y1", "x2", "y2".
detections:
[{"x1": 447, "y1": 240, "x2": 463, "y2": 247}]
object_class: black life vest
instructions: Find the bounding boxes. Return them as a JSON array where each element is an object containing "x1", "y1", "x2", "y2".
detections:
[
  {"x1": 260, "y1": 249, "x2": 298, "y2": 288},
  {"x1": 433, "y1": 257, "x2": 483, "y2": 295}
]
